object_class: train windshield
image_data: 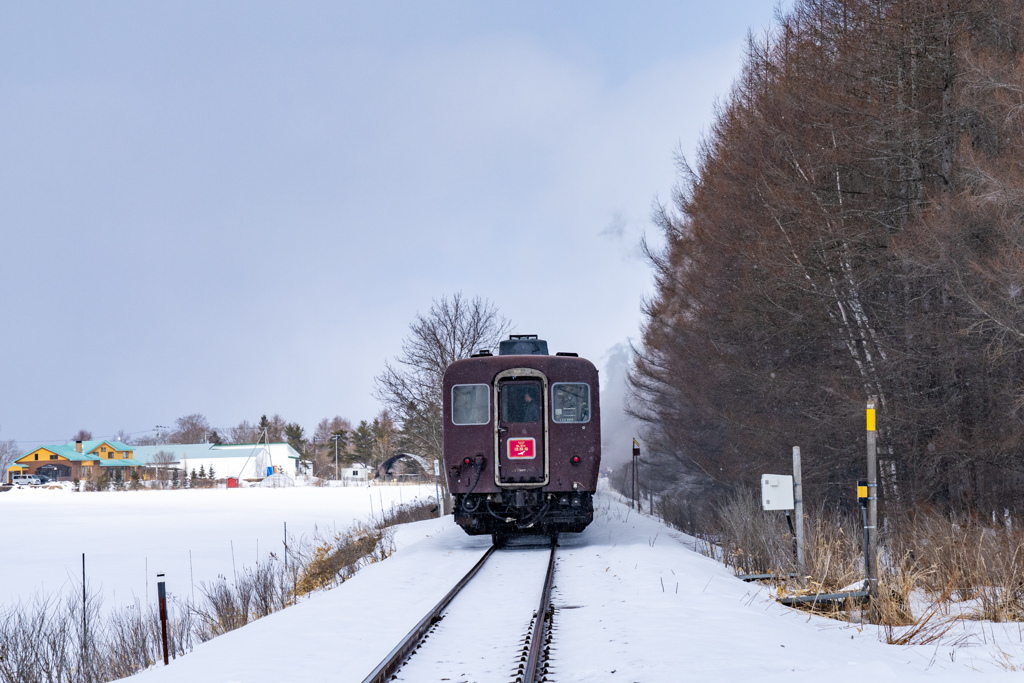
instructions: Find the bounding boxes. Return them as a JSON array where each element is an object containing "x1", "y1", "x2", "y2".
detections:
[
  {"x1": 552, "y1": 383, "x2": 591, "y2": 423},
  {"x1": 501, "y1": 382, "x2": 542, "y2": 423},
  {"x1": 451, "y1": 384, "x2": 490, "y2": 425}
]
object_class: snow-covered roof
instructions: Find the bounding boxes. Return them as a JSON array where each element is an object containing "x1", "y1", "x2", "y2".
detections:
[{"x1": 129, "y1": 443, "x2": 301, "y2": 465}]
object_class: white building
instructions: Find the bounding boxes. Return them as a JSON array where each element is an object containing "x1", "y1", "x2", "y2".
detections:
[
  {"x1": 130, "y1": 443, "x2": 301, "y2": 480},
  {"x1": 341, "y1": 463, "x2": 371, "y2": 484}
]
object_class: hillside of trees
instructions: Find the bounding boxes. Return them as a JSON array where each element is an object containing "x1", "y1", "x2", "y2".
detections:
[{"x1": 631, "y1": 0, "x2": 1024, "y2": 513}]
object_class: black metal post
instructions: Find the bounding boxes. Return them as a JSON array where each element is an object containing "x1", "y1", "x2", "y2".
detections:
[
  {"x1": 157, "y1": 573, "x2": 169, "y2": 665},
  {"x1": 626, "y1": 456, "x2": 634, "y2": 509},
  {"x1": 785, "y1": 511, "x2": 798, "y2": 562},
  {"x1": 632, "y1": 439, "x2": 641, "y2": 511},
  {"x1": 861, "y1": 504, "x2": 870, "y2": 583}
]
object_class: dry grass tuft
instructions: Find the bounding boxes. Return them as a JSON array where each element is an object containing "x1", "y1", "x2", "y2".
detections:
[
  {"x1": 0, "y1": 497, "x2": 436, "y2": 681},
  {"x1": 294, "y1": 525, "x2": 388, "y2": 595},
  {"x1": 659, "y1": 488, "x2": 1024, "y2": 639}
]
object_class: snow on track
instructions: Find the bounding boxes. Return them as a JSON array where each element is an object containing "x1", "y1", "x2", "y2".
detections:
[
  {"x1": 128, "y1": 516, "x2": 492, "y2": 683},
  {"x1": 127, "y1": 490, "x2": 1024, "y2": 682},
  {"x1": 392, "y1": 543, "x2": 552, "y2": 682}
]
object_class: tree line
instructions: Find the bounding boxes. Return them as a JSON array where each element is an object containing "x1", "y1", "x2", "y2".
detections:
[
  {"x1": 630, "y1": 0, "x2": 1024, "y2": 513},
  {"x1": 69, "y1": 412, "x2": 402, "y2": 480}
]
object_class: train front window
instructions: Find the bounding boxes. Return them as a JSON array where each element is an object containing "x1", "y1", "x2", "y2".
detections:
[
  {"x1": 501, "y1": 383, "x2": 541, "y2": 423},
  {"x1": 452, "y1": 384, "x2": 490, "y2": 425},
  {"x1": 552, "y1": 383, "x2": 591, "y2": 423}
]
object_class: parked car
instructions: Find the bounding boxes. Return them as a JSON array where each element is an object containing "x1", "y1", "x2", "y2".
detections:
[{"x1": 10, "y1": 475, "x2": 42, "y2": 486}]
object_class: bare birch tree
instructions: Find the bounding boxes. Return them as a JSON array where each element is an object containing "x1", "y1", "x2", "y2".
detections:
[
  {"x1": 0, "y1": 430, "x2": 19, "y2": 480},
  {"x1": 374, "y1": 293, "x2": 511, "y2": 462}
]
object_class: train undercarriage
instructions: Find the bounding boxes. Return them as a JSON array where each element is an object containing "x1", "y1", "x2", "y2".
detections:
[{"x1": 454, "y1": 490, "x2": 594, "y2": 544}]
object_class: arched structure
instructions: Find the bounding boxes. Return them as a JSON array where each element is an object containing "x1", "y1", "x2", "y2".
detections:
[{"x1": 376, "y1": 452, "x2": 431, "y2": 479}]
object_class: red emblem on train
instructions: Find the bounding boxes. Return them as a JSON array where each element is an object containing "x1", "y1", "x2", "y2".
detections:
[{"x1": 507, "y1": 437, "x2": 536, "y2": 460}]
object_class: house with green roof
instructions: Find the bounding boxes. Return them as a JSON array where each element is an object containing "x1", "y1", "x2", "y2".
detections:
[
  {"x1": 8, "y1": 439, "x2": 142, "y2": 483},
  {"x1": 7, "y1": 438, "x2": 304, "y2": 485}
]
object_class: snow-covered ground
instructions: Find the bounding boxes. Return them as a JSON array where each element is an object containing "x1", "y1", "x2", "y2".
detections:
[
  {"x1": 0, "y1": 484, "x2": 434, "y2": 610},
  {"x1": 118, "y1": 489, "x2": 1024, "y2": 682}
]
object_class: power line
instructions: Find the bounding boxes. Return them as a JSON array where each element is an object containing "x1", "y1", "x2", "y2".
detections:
[{"x1": 11, "y1": 426, "x2": 167, "y2": 447}]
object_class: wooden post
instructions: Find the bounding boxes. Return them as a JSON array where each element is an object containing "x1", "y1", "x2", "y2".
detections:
[
  {"x1": 866, "y1": 397, "x2": 879, "y2": 622},
  {"x1": 792, "y1": 447, "x2": 806, "y2": 587}
]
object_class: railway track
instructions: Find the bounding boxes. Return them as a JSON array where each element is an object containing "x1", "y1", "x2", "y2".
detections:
[{"x1": 361, "y1": 536, "x2": 558, "y2": 683}]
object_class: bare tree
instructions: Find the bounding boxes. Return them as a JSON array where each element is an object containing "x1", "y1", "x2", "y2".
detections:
[
  {"x1": 113, "y1": 429, "x2": 134, "y2": 445},
  {"x1": 374, "y1": 293, "x2": 510, "y2": 461},
  {"x1": 0, "y1": 429, "x2": 20, "y2": 480},
  {"x1": 257, "y1": 415, "x2": 287, "y2": 442},
  {"x1": 72, "y1": 429, "x2": 92, "y2": 442},
  {"x1": 370, "y1": 411, "x2": 397, "y2": 469},
  {"x1": 169, "y1": 413, "x2": 212, "y2": 444},
  {"x1": 150, "y1": 450, "x2": 177, "y2": 487},
  {"x1": 228, "y1": 420, "x2": 261, "y2": 444},
  {"x1": 309, "y1": 416, "x2": 352, "y2": 477},
  {"x1": 313, "y1": 417, "x2": 352, "y2": 446}
]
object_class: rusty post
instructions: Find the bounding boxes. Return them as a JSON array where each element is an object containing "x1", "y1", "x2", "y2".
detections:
[
  {"x1": 157, "y1": 573, "x2": 169, "y2": 665},
  {"x1": 82, "y1": 553, "x2": 87, "y2": 667}
]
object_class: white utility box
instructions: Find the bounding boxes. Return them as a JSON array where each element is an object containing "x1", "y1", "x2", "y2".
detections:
[{"x1": 761, "y1": 474, "x2": 794, "y2": 510}]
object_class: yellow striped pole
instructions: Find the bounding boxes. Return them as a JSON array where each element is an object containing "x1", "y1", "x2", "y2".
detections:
[{"x1": 866, "y1": 397, "x2": 878, "y2": 622}]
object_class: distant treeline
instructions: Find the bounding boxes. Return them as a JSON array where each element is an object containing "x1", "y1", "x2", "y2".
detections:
[{"x1": 632, "y1": 0, "x2": 1024, "y2": 511}]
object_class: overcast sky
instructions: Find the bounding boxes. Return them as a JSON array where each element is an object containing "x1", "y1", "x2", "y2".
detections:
[{"x1": 1, "y1": 1, "x2": 782, "y2": 451}]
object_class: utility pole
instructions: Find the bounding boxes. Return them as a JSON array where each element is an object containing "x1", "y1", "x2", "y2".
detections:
[
  {"x1": 330, "y1": 433, "x2": 343, "y2": 482},
  {"x1": 866, "y1": 397, "x2": 879, "y2": 622},
  {"x1": 792, "y1": 447, "x2": 806, "y2": 587}
]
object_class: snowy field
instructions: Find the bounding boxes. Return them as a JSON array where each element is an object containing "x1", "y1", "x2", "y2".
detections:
[
  {"x1": 122, "y1": 489, "x2": 1024, "y2": 682},
  {"x1": 0, "y1": 484, "x2": 435, "y2": 611}
]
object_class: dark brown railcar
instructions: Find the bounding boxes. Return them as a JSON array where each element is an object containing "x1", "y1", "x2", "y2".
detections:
[{"x1": 442, "y1": 335, "x2": 600, "y2": 544}]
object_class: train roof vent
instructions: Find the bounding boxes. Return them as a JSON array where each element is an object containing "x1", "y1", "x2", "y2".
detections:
[
  {"x1": 499, "y1": 334, "x2": 549, "y2": 356},
  {"x1": 555, "y1": 352, "x2": 578, "y2": 357},
  {"x1": 471, "y1": 349, "x2": 493, "y2": 358}
]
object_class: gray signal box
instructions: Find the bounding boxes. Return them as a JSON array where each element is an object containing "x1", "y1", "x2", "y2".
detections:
[{"x1": 761, "y1": 474, "x2": 794, "y2": 510}]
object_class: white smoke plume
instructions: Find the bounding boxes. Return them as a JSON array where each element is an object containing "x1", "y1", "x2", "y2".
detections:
[{"x1": 599, "y1": 341, "x2": 644, "y2": 471}]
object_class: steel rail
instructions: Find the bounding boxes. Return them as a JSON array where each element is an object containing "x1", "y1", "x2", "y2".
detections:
[
  {"x1": 521, "y1": 538, "x2": 557, "y2": 683},
  {"x1": 361, "y1": 545, "x2": 497, "y2": 683}
]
